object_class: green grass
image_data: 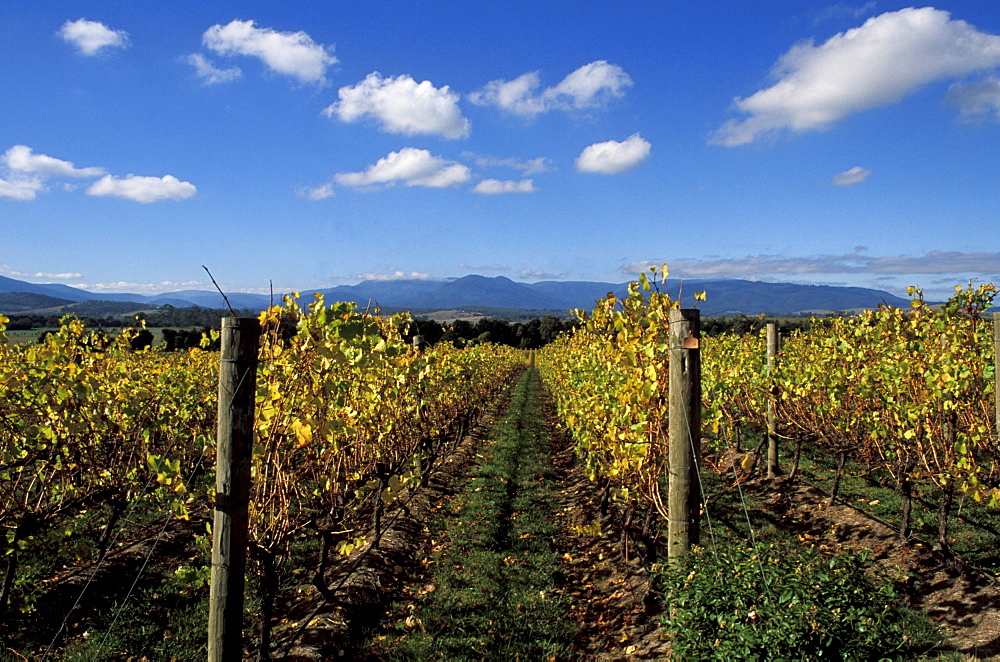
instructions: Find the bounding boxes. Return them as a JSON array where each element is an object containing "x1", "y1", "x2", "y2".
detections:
[
  {"x1": 370, "y1": 369, "x2": 577, "y2": 660},
  {"x1": 5, "y1": 328, "x2": 58, "y2": 344}
]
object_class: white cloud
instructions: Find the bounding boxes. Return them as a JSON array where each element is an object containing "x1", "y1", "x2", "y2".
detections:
[
  {"x1": 356, "y1": 270, "x2": 435, "y2": 281},
  {"x1": 3, "y1": 145, "x2": 104, "y2": 178},
  {"x1": 297, "y1": 182, "x2": 335, "y2": 200},
  {"x1": 58, "y1": 18, "x2": 128, "y2": 56},
  {"x1": 186, "y1": 53, "x2": 242, "y2": 84},
  {"x1": 518, "y1": 268, "x2": 566, "y2": 280},
  {"x1": 0, "y1": 145, "x2": 193, "y2": 204},
  {"x1": 712, "y1": 7, "x2": 1000, "y2": 146},
  {"x1": 471, "y1": 71, "x2": 548, "y2": 116},
  {"x1": 467, "y1": 154, "x2": 553, "y2": 175},
  {"x1": 946, "y1": 76, "x2": 1000, "y2": 121},
  {"x1": 6, "y1": 269, "x2": 84, "y2": 280},
  {"x1": 202, "y1": 19, "x2": 337, "y2": 85},
  {"x1": 831, "y1": 166, "x2": 872, "y2": 186},
  {"x1": 324, "y1": 73, "x2": 470, "y2": 138},
  {"x1": 85, "y1": 280, "x2": 203, "y2": 293},
  {"x1": 469, "y1": 60, "x2": 632, "y2": 116},
  {"x1": 87, "y1": 174, "x2": 197, "y2": 203},
  {"x1": 334, "y1": 148, "x2": 471, "y2": 189},
  {"x1": 0, "y1": 176, "x2": 44, "y2": 201},
  {"x1": 472, "y1": 178, "x2": 536, "y2": 195},
  {"x1": 0, "y1": 145, "x2": 104, "y2": 200},
  {"x1": 458, "y1": 262, "x2": 508, "y2": 272},
  {"x1": 621, "y1": 251, "x2": 1000, "y2": 278},
  {"x1": 812, "y1": 2, "x2": 877, "y2": 24},
  {"x1": 547, "y1": 60, "x2": 634, "y2": 109},
  {"x1": 575, "y1": 134, "x2": 651, "y2": 174}
]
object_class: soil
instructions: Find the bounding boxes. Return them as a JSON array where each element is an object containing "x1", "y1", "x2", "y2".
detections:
[
  {"x1": 753, "y1": 477, "x2": 1000, "y2": 660},
  {"x1": 270, "y1": 379, "x2": 1000, "y2": 661}
]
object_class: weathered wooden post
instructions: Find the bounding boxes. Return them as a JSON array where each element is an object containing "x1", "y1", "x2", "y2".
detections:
[
  {"x1": 766, "y1": 323, "x2": 780, "y2": 478},
  {"x1": 668, "y1": 309, "x2": 701, "y2": 561},
  {"x1": 208, "y1": 317, "x2": 260, "y2": 662}
]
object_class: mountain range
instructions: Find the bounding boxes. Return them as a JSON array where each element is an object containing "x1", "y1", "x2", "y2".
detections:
[{"x1": 0, "y1": 273, "x2": 912, "y2": 317}]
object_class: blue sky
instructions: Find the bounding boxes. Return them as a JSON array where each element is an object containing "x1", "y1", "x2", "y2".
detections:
[{"x1": 2, "y1": 1, "x2": 999, "y2": 300}]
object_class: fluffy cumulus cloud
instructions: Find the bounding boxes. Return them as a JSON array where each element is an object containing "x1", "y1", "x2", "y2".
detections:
[
  {"x1": 324, "y1": 73, "x2": 470, "y2": 138},
  {"x1": 3, "y1": 145, "x2": 104, "y2": 179},
  {"x1": 186, "y1": 53, "x2": 242, "y2": 85},
  {"x1": 712, "y1": 7, "x2": 1000, "y2": 145},
  {"x1": 58, "y1": 18, "x2": 128, "y2": 56},
  {"x1": 87, "y1": 174, "x2": 197, "y2": 203},
  {"x1": 202, "y1": 20, "x2": 337, "y2": 85},
  {"x1": 831, "y1": 166, "x2": 872, "y2": 186},
  {"x1": 470, "y1": 60, "x2": 632, "y2": 116},
  {"x1": 472, "y1": 178, "x2": 537, "y2": 195},
  {"x1": 0, "y1": 179, "x2": 43, "y2": 201},
  {"x1": 575, "y1": 134, "x2": 651, "y2": 174},
  {"x1": 0, "y1": 145, "x2": 104, "y2": 201},
  {"x1": 946, "y1": 76, "x2": 1000, "y2": 121},
  {"x1": 334, "y1": 148, "x2": 471, "y2": 189},
  {"x1": 0, "y1": 145, "x2": 195, "y2": 203}
]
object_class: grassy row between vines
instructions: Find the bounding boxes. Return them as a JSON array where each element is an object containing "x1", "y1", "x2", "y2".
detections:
[{"x1": 369, "y1": 369, "x2": 578, "y2": 660}]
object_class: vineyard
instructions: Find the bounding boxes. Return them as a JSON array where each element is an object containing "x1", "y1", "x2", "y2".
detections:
[{"x1": 2, "y1": 275, "x2": 999, "y2": 659}]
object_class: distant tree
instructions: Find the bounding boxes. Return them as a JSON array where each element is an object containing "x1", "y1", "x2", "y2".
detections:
[
  {"x1": 398, "y1": 319, "x2": 445, "y2": 346},
  {"x1": 538, "y1": 315, "x2": 566, "y2": 345},
  {"x1": 129, "y1": 329, "x2": 154, "y2": 351},
  {"x1": 473, "y1": 318, "x2": 515, "y2": 346},
  {"x1": 161, "y1": 326, "x2": 217, "y2": 351},
  {"x1": 516, "y1": 319, "x2": 541, "y2": 349}
]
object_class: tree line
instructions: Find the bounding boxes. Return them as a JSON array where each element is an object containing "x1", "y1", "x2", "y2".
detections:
[
  {"x1": 401, "y1": 315, "x2": 580, "y2": 349},
  {"x1": 9, "y1": 302, "x2": 827, "y2": 353}
]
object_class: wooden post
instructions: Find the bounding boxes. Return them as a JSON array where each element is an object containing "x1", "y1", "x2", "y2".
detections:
[
  {"x1": 668, "y1": 309, "x2": 701, "y2": 561},
  {"x1": 208, "y1": 318, "x2": 260, "y2": 662},
  {"x1": 766, "y1": 323, "x2": 780, "y2": 478}
]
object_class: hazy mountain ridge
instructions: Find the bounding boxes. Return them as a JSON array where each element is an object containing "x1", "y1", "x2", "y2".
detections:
[{"x1": 0, "y1": 273, "x2": 911, "y2": 316}]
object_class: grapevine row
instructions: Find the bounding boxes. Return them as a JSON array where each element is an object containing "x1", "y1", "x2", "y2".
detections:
[
  {"x1": 0, "y1": 295, "x2": 523, "y2": 654},
  {"x1": 537, "y1": 268, "x2": 999, "y2": 551}
]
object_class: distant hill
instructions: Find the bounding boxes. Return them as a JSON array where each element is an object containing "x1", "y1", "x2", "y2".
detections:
[
  {"x1": 0, "y1": 275, "x2": 95, "y2": 303},
  {"x1": 0, "y1": 291, "x2": 75, "y2": 312},
  {"x1": 407, "y1": 275, "x2": 565, "y2": 309},
  {"x1": 0, "y1": 273, "x2": 913, "y2": 317}
]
